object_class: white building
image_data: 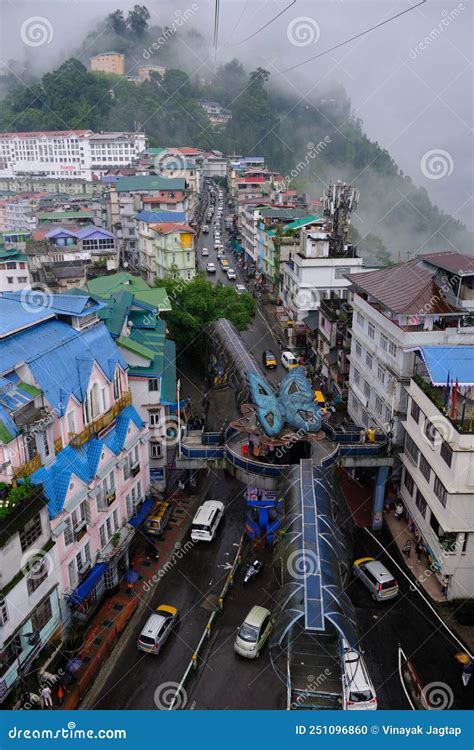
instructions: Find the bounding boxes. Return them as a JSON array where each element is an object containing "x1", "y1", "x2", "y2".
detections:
[
  {"x1": 281, "y1": 227, "x2": 364, "y2": 323},
  {"x1": 400, "y1": 347, "x2": 474, "y2": 600},
  {"x1": 202, "y1": 151, "x2": 228, "y2": 179},
  {"x1": 0, "y1": 247, "x2": 31, "y2": 292},
  {"x1": 346, "y1": 254, "x2": 474, "y2": 444},
  {"x1": 0, "y1": 130, "x2": 146, "y2": 182}
]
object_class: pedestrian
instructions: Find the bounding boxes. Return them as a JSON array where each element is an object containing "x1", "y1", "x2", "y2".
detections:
[
  {"x1": 277, "y1": 337, "x2": 283, "y2": 350},
  {"x1": 57, "y1": 683, "x2": 65, "y2": 705},
  {"x1": 177, "y1": 478, "x2": 185, "y2": 492},
  {"x1": 403, "y1": 539, "x2": 412, "y2": 558},
  {"x1": 41, "y1": 684, "x2": 52, "y2": 709},
  {"x1": 248, "y1": 437, "x2": 254, "y2": 456},
  {"x1": 360, "y1": 428, "x2": 366, "y2": 443},
  {"x1": 415, "y1": 541, "x2": 423, "y2": 561},
  {"x1": 394, "y1": 501, "x2": 404, "y2": 521},
  {"x1": 462, "y1": 660, "x2": 473, "y2": 687}
]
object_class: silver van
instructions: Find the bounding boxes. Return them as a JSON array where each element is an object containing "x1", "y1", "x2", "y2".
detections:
[
  {"x1": 137, "y1": 605, "x2": 178, "y2": 654},
  {"x1": 353, "y1": 557, "x2": 399, "y2": 601},
  {"x1": 191, "y1": 500, "x2": 224, "y2": 542},
  {"x1": 341, "y1": 639, "x2": 377, "y2": 710}
]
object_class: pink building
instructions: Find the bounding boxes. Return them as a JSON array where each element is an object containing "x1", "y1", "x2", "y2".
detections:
[{"x1": 0, "y1": 291, "x2": 150, "y2": 624}]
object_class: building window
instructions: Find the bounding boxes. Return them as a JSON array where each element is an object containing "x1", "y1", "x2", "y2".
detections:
[
  {"x1": 31, "y1": 597, "x2": 53, "y2": 631},
  {"x1": 365, "y1": 352, "x2": 373, "y2": 369},
  {"x1": 148, "y1": 378, "x2": 159, "y2": 392},
  {"x1": 375, "y1": 396, "x2": 383, "y2": 415},
  {"x1": 440, "y1": 440, "x2": 453, "y2": 467},
  {"x1": 356, "y1": 312, "x2": 364, "y2": 327},
  {"x1": 419, "y1": 454, "x2": 431, "y2": 483},
  {"x1": 19, "y1": 514, "x2": 42, "y2": 552},
  {"x1": 363, "y1": 381, "x2": 370, "y2": 398},
  {"x1": 424, "y1": 419, "x2": 438, "y2": 446},
  {"x1": 354, "y1": 368, "x2": 360, "y2": 386},
  {"x1": 405, "y1": 434, "x2": 419, "y2": 465},
  {"x1": 26, "y1": 558, "x2": 49, "y2": 595},
  {"x1": 355, "y1": 341, "x2": 361, "y2": 358},
  {"x1": 150, "y1": 442, "x2": 162, "y2": 458},
  {"x1": 433, "y1": 475, "x2": 448, "y2": 508},
  {"x1": 66, "y1": 410, "x2": 76, "y2": 435},
  {"x1": 0, "y1": 598, "x2": 8, "y2": 626},
  {"x1": 99, "y1": 524, "x2": 106, "y2": 548},
  {"x1": 410, "y1": 400, "x2": 420, "y2": 423},
  {"x1": 149, "y1": 411, "x2": 160, "y2": 427},
  {"x1": 380, "y1": 334, "x2": 388, "y2": 352},
  {"x1": 377, "y1": 365, "x2": 385, "y2": 384},
  {"x1": 415, "y1": 489, "x2": 427, "y2": 517},
  {"x1": 388, "y1": 340, "x2": 397, "y2": 357},
  {"x1": 403, "y1": 468, "x2": 414, "y2": 496},
  {"x1": 367, "y1": 323, "x2": 375, "y2": 340}
]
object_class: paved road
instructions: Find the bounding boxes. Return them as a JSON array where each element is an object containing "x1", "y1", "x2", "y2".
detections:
[{"x1": 92, "y1": 471, "x2": 246, "y2": 710}]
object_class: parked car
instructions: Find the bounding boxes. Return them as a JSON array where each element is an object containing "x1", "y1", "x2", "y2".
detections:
[
  {"x1": 206, "y1": 262, "x2": 217, "y2": 274},
  {"x1": 234, "y1": 606, "x2": 272, "y2": 659},
  {"x1": 341, "y1": 639, "x2": 378, "y2": 710},
  {"x1": 217, "y1": 249, "x2": 225, "y2": 259},
  {"x1": 235, "y1": 284, "x2": 246, "y2": 295},
  {"x1": 352, "y1": 557, "x2": 399, "y2": 601},
  {"x1": 145, "y1": 500, "x2": 172, "y2": 537},
  {"x1": 262, "y1": 350, "x2": 277, "y2": 369},
  {"x1": 227, "y1": 268, "x2": 236, "y2": 280},
  {"x1": 137, "y1": 605, "x2": 179, "y2": 654},
  {"x1": 281, "y1": 351, "x2": 299, "y2": 370},
  {"x1": 202, "y1": 247, "x2": 209, "y2": 256},
  {"x1": 191, "y1": 500, "x2": 224, "y2": 542}
]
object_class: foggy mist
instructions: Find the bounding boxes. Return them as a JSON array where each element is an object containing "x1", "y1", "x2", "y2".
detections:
[{"x1": 1, "y1": 0, "x2": 472, "y2": 236}]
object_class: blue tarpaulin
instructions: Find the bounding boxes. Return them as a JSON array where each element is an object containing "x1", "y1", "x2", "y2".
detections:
[
  {"x1": 129, "y1": 498, "x2": 154, "y2": 529},
  {"x1": 411, "y1": 346, "x2": 474, "y2": 386},
  {"x1": 68, "y1": 562, "x2": 109, "y2": 606}
]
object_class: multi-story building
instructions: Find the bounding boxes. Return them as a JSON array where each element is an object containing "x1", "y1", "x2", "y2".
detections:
[
  {"x1": 136, "y1": 65, "x2": 166, "y2": 80},
  {"x1": 0, "y1": 291, "x2": 150, "y2": 630},
  {"x1": 138, "y1": 221, "x2": 195, "y2": 283},
  {"x1": 86, "y1": 273, "x2": 175, "y2": 491},
  {"x1": 400, "y1": 346, "x2": 474, "y2": 599},
  {"x1": 90, "y1": 52, "x2": 125, "y2": 76},
  {"x1": 346, "y1": 253, "x2": 474, "y2": 444},
  {"x1": 202, "y1": 151, "x2": 228, "y2": 179},
  {"x1": 27, "y1": 226, "x2": 118, "y2": 291},
  {"x1": 3, "y1": 193, "x2": 44, "y2": 232},
  {"x1": 105, "y1": 176, "x2": 188, "y2": 266},
  {"x1": 314, "y1": 297, "x2": 353, "y2": 399},
  {"x1": 198, "y1": 101, "x2": 232, "y2": 127},
  {"x1": 0, "y1": 484, "x2": 61, "y2": 704},
  {"x1": 280, "y1": 225, "x2": 364, "y2": 323},
  {"x1": 0, "y1": 131, "x2": 146, "y2": 182},
  {"x1": 0, "y1": 244, "x2": 31, "y2": 292}
]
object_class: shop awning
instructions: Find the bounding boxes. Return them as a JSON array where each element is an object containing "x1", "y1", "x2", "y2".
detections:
[
  {"x1": 129, "y1": 498, "x2": 154, "y2": 529},
  {"x1": 303, "y1": 311, "x2": 319, "y2": 330},
  {"x1": 161, "y1": 398, "x2": 186, "y2": 410},
  {"x1": 68, "y1": 562, "x2": 109, "y2": 606}
]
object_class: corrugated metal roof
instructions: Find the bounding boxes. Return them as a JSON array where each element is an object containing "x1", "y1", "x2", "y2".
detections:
[
  {"x1": 412, "y1": 346, "x2": 474, "y2": 386},
  {"x1": 115, "y1": 175, "x2": 186, "y2": 192},
  {"x1": 420, "y1": 251, "x2": 474, "y2": 277},
  {"x1": 346, "y1": 258, "x2": 461, "y2": 314}
]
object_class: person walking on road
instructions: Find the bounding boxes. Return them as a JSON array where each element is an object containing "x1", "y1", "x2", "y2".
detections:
[
  {"x1": 394, "y1": 501, "x2": 404, "y2": 521},
  {"x1": 41, "y1": 684, "x2": 53, "y2": 709},
  {"x1": 403, "y1": 539, "x2": 412, "y2": 558},
  {"x1": 415, "y1": 541, "x2": 424, "y2": 562}
]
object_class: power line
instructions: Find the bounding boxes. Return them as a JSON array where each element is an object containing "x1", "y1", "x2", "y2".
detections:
[
  {"x1": 279, "y1": 0, "x2": 427, "y2": 73},
  {"x1": 233, "y1": 0, "x2": 296, "y2": 45},
  {"x1": 213, "y1": 0, "x2": 220, "y2": 59}
]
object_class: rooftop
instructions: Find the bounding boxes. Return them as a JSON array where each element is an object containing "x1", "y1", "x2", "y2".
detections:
[
  {"x1": 346, "y1": 257, "x2": 463, "y2": 315},
  {"x1": 267, "y1": 215, "x2": 321, "y2": 237},
  {"x1": 136, "y1": 210, "x2": 186, "y2": 224},
  {"x1": 114, "y1": 175, "x2": 186, "y2": 193},
  {"x1": 420, "y1": 251, "x2": 474, "y2": 277},
  {"x1": 86, "y1": 272, "x2": 171, "y2": 312}
]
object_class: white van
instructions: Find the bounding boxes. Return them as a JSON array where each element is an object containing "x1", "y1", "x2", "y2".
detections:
[
  {"x1": 281, "y1": 350, "x2": 299, "y2": 370},
  {"x1": 191, "y1": 500, "x2": 224, "y2": 542},
  {"x1": 341, "y1": 640, "x2": 377, "y2": 710}
]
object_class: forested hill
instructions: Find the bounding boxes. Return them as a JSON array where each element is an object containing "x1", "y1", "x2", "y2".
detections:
[{"x1": 0, "y1": 5, "x2": 471, "y2": 260}]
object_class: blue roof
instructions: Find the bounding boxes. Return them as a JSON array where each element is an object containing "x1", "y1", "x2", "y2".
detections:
[
  {"x1": 413, "y1": 346, "x2": 474, "y2": 386},
  {"x1": 0, "y1": 292, "x2": 105, "y2": 321},
  {"x1": 31, "y1": 404, "x2": 144, "y2": 517},
  {"x1": 0, "y1": 297, "x2": 55, "y2": 336},
  {"x1": 136, "y1": 210, "x2": 186, "y2": 223},
  {"x1": 0, "y1": 318, "x2": 128, "y2": 416}
]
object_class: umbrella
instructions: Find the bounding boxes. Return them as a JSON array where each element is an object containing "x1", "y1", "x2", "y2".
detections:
[
  {"x1": 124, "y1": 569, "x2": 140, "y2": 584},
  {"x1": 66, "y1": 657, "x2": 82, "y2": 673}
]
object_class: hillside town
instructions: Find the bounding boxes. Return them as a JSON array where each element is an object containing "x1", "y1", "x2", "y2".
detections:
[{"x1": 0, "y1": 127, "x2": 473, "y2": 714}]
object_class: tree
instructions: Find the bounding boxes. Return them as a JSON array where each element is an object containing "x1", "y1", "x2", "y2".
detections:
[
  {"x1": 154, "y1": 274, "x2": 255, "y2": 353},
  {"x1": 127, "y1": 5, "x2": 150, "y2": 37},
  {"x1": 108, "y1": 9, "x2": 128, "y2": 36}
]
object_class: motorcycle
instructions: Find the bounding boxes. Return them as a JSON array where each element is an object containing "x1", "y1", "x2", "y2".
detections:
[{"x1": 243, "y1": 559, "x2": 263, "y2": 584}]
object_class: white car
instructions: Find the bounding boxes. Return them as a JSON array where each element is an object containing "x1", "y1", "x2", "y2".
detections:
[
  {"x1": 235, "y1": 284, "x2": 246, "y2": 295},
  {"x1": 227, "y1": 268, "x2": 236, "y2": 280},
  {"x1": 206, "y1": 262, "x2": 217, "y2": 273},
  {"x1": 202, "y1": 225, "x2": 209, "y2": 233},
  {"x1": 281, "y1": 351, "x2": 299, "y2": 370},
  {"x1": 202, "y1": 247, "x2": 209, "y2": 257},
  {"x1": 341, "y1": 639, "x2": 377, "y2": 710}
]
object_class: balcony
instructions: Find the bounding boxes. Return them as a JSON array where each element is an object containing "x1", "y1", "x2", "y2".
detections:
[
  {"x1": 413, "y1": 374, "x2": 474, "y2": 434},
  {"x1": 13, "y1": 453, "x2": 42, "y2": 479},
  {"x1": 68, "y1": 391, "x2": 132, "y2": 447}
]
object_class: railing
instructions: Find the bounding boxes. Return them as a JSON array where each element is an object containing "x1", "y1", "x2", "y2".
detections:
[
  {"x1": 68, "y1": 391, "x2": 132, "y2": 447},
  {"x1": 168, "y1": 532, "x2": 244, "y2": 710},
  {"x1": 13, "y1": 452, "x2": 42, "y2": 478}
]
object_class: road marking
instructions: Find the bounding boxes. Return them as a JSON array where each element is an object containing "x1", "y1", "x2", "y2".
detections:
[
  {"x1": 398, "y1": 645, "x2": 416, "y2": 710},
  {"x1": 365, "y1": 528, "x2": 473, "y2": 658}
]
